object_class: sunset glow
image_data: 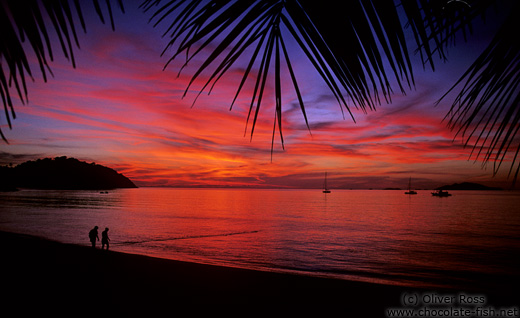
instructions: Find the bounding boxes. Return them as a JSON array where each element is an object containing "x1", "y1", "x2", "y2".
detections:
[{"x1": 1, "y1": 1, "x2": 515, "y2": 189}]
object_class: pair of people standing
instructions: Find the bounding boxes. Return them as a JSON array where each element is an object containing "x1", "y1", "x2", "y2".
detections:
[{"x1": 89, "y1": 226, "x2": 110, "y2": 250}]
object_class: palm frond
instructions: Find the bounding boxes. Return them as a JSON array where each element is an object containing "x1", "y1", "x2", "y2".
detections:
[
  {"x1": 0, "y1": 0, "x2": 124, "y2": 142},
  {"x1": 142, "y1": 0, "x2": 425, "y2": 152},
  {"x1": 145, "y1": 0, "x2": 520, "y2": 181},
  {"x1": 400, "y1": 0, "x2": 490, "y2": 70},
  {"x1": 439, "y1": 2, "x2": 520, "y2": 184}
]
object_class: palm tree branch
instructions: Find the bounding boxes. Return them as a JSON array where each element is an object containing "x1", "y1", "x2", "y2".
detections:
[
  {"x1": 278, "y1": 29, "x2": 311, "y2": 135},
  {"x1": 249, "y1": 24, "x2": 276, "y2": 140},
  {"x1": 439, "y1": 2, "x2": 520, "y2": 184},
  {"x1": 177, "y1": 2, "x2": 282, "y2": 99},
  {"x1": 208, "y1": 9, "x2": 278, "y2": 105},
  {"x1": 279, "y1": 8, "x2": 352, "y2": 120},
  {"x1": 273, "y1": 26, "x2": 284, "y2": 158},
  {"x1": 0, "y1": 0, "x2": 124, "y2": 142}
]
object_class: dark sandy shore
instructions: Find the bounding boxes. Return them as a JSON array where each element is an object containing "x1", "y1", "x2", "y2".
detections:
[{"x1": 1, "y1": 231, "x2": 517, "y2": 317}]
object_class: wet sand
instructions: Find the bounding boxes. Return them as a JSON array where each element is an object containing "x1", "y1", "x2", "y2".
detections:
[{"x1": 1, "y1": 231, "x2": 516, "y2": 317}]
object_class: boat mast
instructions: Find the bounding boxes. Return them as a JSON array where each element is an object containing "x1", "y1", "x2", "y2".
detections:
[
  {"x1": 322, "y1": 172, "x2": 331, "y2": 193},
  {"x1": 324, "y1": 172, "x2": 328, "y2": 190}
]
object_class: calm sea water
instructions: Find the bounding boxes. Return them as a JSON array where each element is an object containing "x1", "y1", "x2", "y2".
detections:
[{"x1": 1, "y1": 188, "x2": 519, "y2": 290}]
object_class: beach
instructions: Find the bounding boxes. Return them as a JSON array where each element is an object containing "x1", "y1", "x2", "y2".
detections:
[
  {"x1": 2, "y1": 230, "x2": 518, "y2": 317},
  {"x1": 1, "y1": 231, "x2": 410, "y2": 316}
]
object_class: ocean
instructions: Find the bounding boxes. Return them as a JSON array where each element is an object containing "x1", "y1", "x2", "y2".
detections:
[{"x1": 1, "y1": 188, "x2": 519, "y2": 291}]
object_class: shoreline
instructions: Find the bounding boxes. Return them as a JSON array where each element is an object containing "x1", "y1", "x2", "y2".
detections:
[{"x1": 2, "y1": 230, "x2": 517, "y2": 316}]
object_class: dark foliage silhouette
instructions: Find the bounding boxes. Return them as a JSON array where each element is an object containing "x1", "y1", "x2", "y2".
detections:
[{"x1": 0, "y1": 0, "x2": 124, "y2": 142}]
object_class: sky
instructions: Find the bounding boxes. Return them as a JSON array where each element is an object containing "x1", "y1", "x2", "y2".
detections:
[{"x1": 1, "y1": 0, "x2": 517, "y2": 189}]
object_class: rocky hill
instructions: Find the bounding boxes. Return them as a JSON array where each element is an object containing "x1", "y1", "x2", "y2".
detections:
[{"x1": 0, "y1": 156, "x2": 137, "y2": 190}]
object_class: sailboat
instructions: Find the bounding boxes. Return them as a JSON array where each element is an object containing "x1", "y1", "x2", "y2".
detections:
[
  {"x1": 323, "y1": 172, "x2": 331, "y2": 193},
  {"x1": 404, "y1": 177, "x2": 417, "y2": 195}
]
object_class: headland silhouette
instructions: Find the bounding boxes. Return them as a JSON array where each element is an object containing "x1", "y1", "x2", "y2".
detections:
[{"x1": 0, "y1": 156, "x2": 137, "y2": 190}]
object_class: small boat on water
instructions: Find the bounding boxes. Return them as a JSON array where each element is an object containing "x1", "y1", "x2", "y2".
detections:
[
  {"x1": 323, "y1": 172, "x2": 331, "y2": 193},
  {"x1": 431, "y1": 190, "x2": 452, "y2": 197},
  {"x1": 404, "y1": 177, "x2": 417, "y2": 195}
]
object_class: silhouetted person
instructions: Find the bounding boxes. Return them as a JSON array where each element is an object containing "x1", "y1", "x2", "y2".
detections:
[
  {"x1": 89, "y1": 226, "x2": 99, "y2": 248},
  {"x1": 102, "y1": 227, "x2": 110, "y2": 250}
]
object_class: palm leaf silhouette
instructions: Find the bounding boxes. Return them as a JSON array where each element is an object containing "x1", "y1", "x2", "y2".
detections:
[
  {"x1": 141, "y1": 0, "x2": 518, "y2": 180},
  {"x1": 140, "y1": 0, "x2": 418, "y2": 149},
  {"x1": 0, "y1": 0, "x2": 124, "y2": 142},
  {"x1": 439, "y1": 1, "x2": 520, "y2": 183}
]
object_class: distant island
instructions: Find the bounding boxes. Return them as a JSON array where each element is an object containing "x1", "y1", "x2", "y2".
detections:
[
  {"x1": 0, "y1": 156, "x2": 137, "y2": 191},
  {"x1": 435, "y1": 182, "x2": 502, "y2": 191}
]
